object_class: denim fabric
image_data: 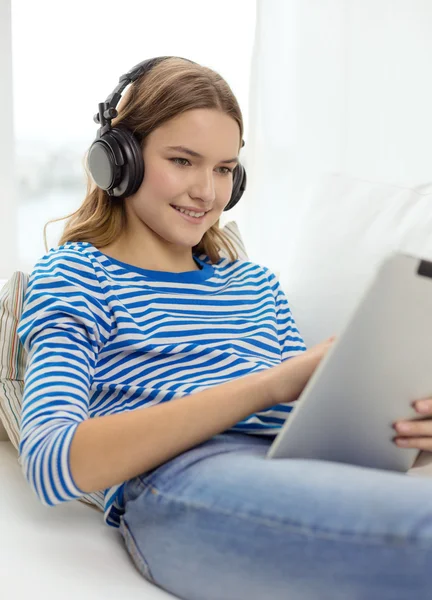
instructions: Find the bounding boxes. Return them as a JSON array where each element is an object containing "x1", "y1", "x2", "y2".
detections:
[{"x1": 119, "y1": 432, "x2": 432, "y2": 600}]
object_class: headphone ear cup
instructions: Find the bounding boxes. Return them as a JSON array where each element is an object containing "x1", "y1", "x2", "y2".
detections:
[
  {"x1": 224, "y1": 163, "x2": 247, "y2": 211},
  {"x1": 108, "y1": 127, "x2": 144, "y2": 197},
  {"x1": 87, "y1": 126, "x2": 144, "y2": 198},
  {"x1": 87, "y1": 131, "x2": 123, "y2": 192}
]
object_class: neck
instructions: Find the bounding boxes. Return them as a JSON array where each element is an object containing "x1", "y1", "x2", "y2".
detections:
[{"x1": 97, "y1": 234, "x2": 200, "y2": 274}]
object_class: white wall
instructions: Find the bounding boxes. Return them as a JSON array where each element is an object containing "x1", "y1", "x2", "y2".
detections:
[
  {"x1": 0, "y1": 0, "x2": 18, "y2": 279},
  {"x1": 244, "y1": 0, "x2": 432, "y2": 274}
]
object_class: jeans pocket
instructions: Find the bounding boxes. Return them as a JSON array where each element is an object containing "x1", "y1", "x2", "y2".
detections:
[{"x1": 119, "y1": 514, "x2": 156, "y2": 583}]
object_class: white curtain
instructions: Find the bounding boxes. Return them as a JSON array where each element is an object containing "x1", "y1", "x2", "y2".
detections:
[{"x1": 242, "y1": 0, "x2": 432, "y2": 277}]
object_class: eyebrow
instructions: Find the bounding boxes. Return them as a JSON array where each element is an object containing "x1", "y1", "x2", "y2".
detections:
[{"x1": 165, "y1": 145, "x2": 239, "y2": 165}]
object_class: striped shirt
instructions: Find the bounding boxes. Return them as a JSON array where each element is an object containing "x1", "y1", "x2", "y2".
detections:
[{"x1": 17, "y1": 242, "x2": 307, "y2": 527}]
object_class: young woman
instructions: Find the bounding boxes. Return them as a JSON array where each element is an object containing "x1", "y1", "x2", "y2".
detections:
[{"x1": 17, "y1": 56, "x2": 432, "y2": 600}]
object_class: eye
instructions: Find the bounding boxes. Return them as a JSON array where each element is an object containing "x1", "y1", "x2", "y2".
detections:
[
  {"x1": 217, "y1": 166, "x2": 233, "y2": 175},
  {"x1": 170, "y1": 158, "x2": 233, "y2": 175},
  {"x1": 170, "y1": 157, "x2": 191, "y2": 167}
]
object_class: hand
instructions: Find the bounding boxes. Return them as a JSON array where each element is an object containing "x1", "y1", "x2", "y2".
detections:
[
  {"x1": 301, "y1": 336, "x2": 336, "y2": 372},
  {"x1": 297, "y1": 335, "x2": 337, "y2": 382},
  {"x1": 271, "y1": 335, "x2": 337, "y2": 405},
  {"x1": 394, "y1": 399, "x2": 432, "y2": 451}
]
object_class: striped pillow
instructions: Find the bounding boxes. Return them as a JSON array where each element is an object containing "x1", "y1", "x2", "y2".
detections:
[
  {"x1": 220, "y1": 220, "x2": 249, "y2": 260},
  {"x1": 0, "y1": 272, "x2": 28, "y2": 450},
  {"x1": 0, "y1": 283, "x2": 10, "y2": 443},
  {"x1": 0, "y1": 281, "x2": 5, "y2": 442},
  {"x1": 0, "y1": 221, "x2": 249, "y2": 450}
]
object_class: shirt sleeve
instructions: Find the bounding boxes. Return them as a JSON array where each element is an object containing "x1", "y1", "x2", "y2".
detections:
[
  {"x1": 17, "y1": 249, "x2": 111, "y2": 506},
  {"x1": 267, "y1": 268, "x2": 307, "y2": 360},
  {"x1": 251, "y1": 267, "x2": 307, "y2": 429}
]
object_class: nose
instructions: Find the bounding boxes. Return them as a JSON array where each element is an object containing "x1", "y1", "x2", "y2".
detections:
[{"x1": 189, "y1": 168, "x2": 216, "y2": 204}]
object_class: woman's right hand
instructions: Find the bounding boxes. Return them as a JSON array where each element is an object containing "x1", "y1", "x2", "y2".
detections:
[
  {"x1": 299, "y1": 335, "x2": 336, "y2": 374},
  {"x1": 268, "y1": 336, "x2": 337, "y2": 407}
]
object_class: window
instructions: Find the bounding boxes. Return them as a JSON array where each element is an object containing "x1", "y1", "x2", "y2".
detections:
[{"x1": 11, "y1": 0, "x2": 256, "y2": 273}]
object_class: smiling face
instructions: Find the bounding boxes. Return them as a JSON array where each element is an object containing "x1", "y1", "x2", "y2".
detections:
[{"x1": 123, "y1": 108, "x2": 241, "y2": 256}]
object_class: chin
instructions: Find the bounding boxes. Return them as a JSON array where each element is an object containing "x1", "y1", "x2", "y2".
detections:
[{"x1": 165, "y1": 233, "x2": 204, "y2": 248}]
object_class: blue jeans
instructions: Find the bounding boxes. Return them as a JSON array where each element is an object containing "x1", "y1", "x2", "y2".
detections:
[{"x1": 119, "y1": 432, "x2": 432, "y2": 600}]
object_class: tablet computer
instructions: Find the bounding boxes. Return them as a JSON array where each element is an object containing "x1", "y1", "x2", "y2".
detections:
[{"x1": 266, "y1": 252, "x2": 432, "y2": 472}]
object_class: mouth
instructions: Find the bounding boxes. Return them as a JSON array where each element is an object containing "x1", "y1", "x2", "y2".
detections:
[{"x1": 171, "y1": 205, "x2": 209, "y2": 224}]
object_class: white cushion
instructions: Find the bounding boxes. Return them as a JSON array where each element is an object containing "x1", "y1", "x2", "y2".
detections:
[
  {"x1": 282, "y1": 174, "x2": 432, "y2": 348},
  {"x1": 0, "y1": 441, "x2": 175, "y2": 598}
]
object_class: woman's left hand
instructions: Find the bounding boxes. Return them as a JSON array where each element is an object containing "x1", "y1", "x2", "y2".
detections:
[{"x1": 394, "y1": 399, "x2": 432, "y2": 450}]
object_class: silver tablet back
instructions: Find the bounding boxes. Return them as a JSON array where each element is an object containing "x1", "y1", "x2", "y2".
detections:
[{"x1": 267, "y1": 252, "x2": 432, "y2": 471}]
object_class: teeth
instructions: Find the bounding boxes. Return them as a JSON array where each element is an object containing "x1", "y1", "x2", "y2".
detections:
[{"x1": 174, "y1": 206, "x2": 205, "y2": 218}]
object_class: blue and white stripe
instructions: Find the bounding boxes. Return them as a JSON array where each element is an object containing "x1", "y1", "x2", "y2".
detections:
[{"x1": 17, "y1": 242, "x2": 306, "y2": 527}]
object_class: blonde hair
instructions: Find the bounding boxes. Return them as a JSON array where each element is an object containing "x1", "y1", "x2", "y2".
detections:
[{"x1": 44, "y1": 57, "x2": 244, "y2": 263}]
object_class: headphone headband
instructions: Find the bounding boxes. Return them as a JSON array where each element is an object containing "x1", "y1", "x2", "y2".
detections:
[{"x1": 93, "y1": 57, "x2": 196, "y2": 132}]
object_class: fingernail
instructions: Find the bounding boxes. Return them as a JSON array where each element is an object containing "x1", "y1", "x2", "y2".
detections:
[
  {"x1": 396, "y1": 438, "x2": 409, "y2": 446},
  {"x1": 416, "y1": 401, "x2": 430, "y2": 413},
  {"x1": 396, "y1": 422, "x2": 411, "y2": 432}
]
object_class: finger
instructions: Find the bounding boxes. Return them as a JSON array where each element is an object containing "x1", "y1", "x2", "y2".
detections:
[
  {"x1": 413, "y1": 399, "x2": 432, "y2": 415},
  {"x1": 394, "y1": 437, "x2": 432, "y2": 451},
  {"x1": 394, "y1": 420, "x2": 432, "y2": 437}
]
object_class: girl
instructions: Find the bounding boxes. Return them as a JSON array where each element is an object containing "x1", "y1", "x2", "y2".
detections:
[{"x1": 17, "y1": 56, "x2": 432, "y2": 600}]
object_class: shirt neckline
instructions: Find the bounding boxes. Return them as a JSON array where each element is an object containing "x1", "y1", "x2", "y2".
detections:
[{"x1": 85, "y1": 243, "x2": 215, "y2": 283}]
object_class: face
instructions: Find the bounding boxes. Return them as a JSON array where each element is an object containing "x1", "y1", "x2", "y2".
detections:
[{"x1": 124, "y1": 108, "x2": 241, "y2": 251}]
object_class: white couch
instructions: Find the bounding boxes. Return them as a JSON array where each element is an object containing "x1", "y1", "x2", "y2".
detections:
[
  {"x1": 0, "y1": 441, "x2": 173, "y2": 599},
  {"x1": 2, "y1": 172, "x2": 432, "y2": 597}
]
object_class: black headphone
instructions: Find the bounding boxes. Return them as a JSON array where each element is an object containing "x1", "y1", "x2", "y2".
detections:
[{"x1": 87, "y1": 56, "x2": 247, "y2": 211}]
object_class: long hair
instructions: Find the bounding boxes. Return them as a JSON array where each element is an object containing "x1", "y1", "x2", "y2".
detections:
[{"x1": 44, "y1": 57, "x2": 244, "y2": 263}]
